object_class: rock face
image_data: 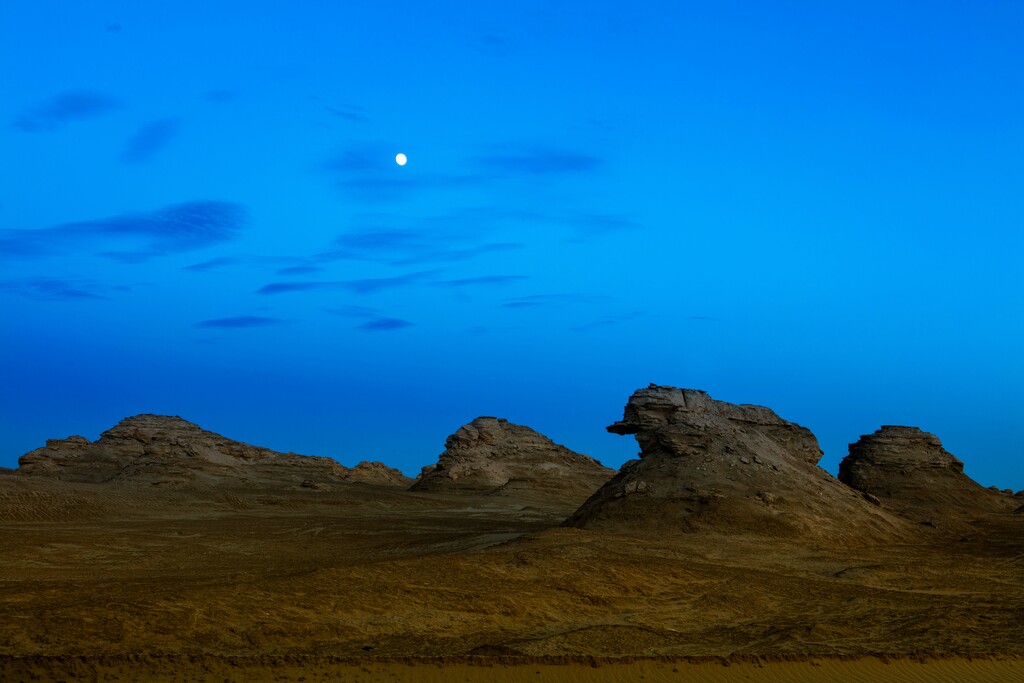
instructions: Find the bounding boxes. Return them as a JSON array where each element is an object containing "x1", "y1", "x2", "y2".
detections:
[
  {"x1": 838, "y1": 426, "x2": 1015, "y2": 523},
  {"x1": 410, "y1": 417, "x2": 613, "y2": 505},
  {"x1": 566, "y1": 385, "x2": 911, "y2": 543},
  {"x1": 15, "y1": 414, "x2": 395, "y2": 489}
]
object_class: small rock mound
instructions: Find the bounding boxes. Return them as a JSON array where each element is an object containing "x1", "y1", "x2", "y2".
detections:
[
  {"x1": 566, "y1": 385, "x2": 911, "y2": 544},
  {"x1": 342, "y1": 461, "x2": 413, "y2": 487},
  {"x1": 838, "y1": 426, "x2": 1015, "y2": 523},
  {"x1": 16, "y1": 414, "x2": 349, "y2": 489},
  {"x1": 410, "y1": 417, "x2": 613, "y2": 505}
]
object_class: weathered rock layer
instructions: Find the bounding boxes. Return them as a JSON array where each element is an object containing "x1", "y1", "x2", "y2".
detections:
[
  {"x1": 566, "y1": 385, "x2": 911, "y2": 543},
  {"x1": 410, "y1": 417, "x2": 613, "y2": 506}
]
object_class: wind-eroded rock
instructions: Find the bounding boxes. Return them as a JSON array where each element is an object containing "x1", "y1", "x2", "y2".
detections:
[
  {"x1": 566, "y1": 385, "x2": 911, "y2": 543},
  {"x1": 410, "y1": 417, "x2": 613, "y2": 506},
  {"x1": 342, "y1": 461, "x2": 412, "y2": 487},
  {"x1": 15, "y1": 414, "x2": 394, "y2": 489},
  {"x1": 838, "y1": 426, "x2": 1015, "y2": 524}
]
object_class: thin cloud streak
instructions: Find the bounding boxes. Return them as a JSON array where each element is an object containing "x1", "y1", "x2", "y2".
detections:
[
  {"x1": 433, "y1": 275, "x2": 528, "y2": 288},
  {"x1": 120, "y1": 117, "x2": 181, "y2": 163},
  {"x1": 322, "y1": 226, "x2": 523, "y2": 266},
  {"x1": 0, "y1": 201, "x2": 247, "y2": 262},
  {"x1": 183, "y1": 257, "x2": 241, "y2": 272},
  {"x1": 474, "y1": 148, "x2": 602, "y2": 176},
  {"x1": 13, "y1": 90, "x2": 121, "y2": 132},
  {"x1": 0, "y1": 277, "x2": 109, "y2": 301},
  {"x1": 356, "y1": 317, "x2": 414, "y2": 331},
  {"x1": 324, "y1": 304, "x2": 383, "y2": 318},
  {"x1": 194, "y1": 315, "x2": 284, "y2": 328}
]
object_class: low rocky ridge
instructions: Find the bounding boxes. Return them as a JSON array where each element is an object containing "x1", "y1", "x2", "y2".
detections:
[
  {"x1": 410, "y1": 416, "x2": 614, "y2": 505},
  {"x1": 838, "y1": 426, "x2": 1016, "y2": 525},
  {"x1": 566, "y1": 385, "x2": 914, "y2": 543},
  {"x1": 15, "y1": 414, "x2": 399, "y2": 489}
]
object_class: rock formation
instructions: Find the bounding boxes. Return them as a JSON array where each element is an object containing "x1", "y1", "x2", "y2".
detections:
[
  {"x1": 838, "y1": 426, "x2": 1015, "y2": 524},
  {"x1": 341, "y1": 461, "x2": 413, "y2": 487},
  {"x1": 566, "y1": 385, "x2": 911, "y2": 543},
  {"x1": 410, "y1": 417, "x2": 613, "y2": 505},
  {"x1": 15, "y1": 414, "x2": 395, "y2": 489}
]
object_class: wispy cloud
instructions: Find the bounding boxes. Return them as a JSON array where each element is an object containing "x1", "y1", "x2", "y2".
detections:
[
  {"x1": 120, "y1": 117, "x2": 181, "y2": 163},
  {"x1": 571, "y1": 312, "x2": 643, "y2": 332},
  {"x1": 324, "y1": 304, "x2": 384, "y2": 318},
  {"x1": 258, "y1": 271, "x2": 520, "y2": 296},
  {"x1": 0, "y1": 277, "x2": 109, "y2": 301},
  {"x1": 13, "y1": 91, "x2": 121, "y2": 132},
  {"x1": 277, "y1": 265, "x2": 324, "y2": 276},
  {"x1": 502, "y1": 293, "x2": 609, "y2": 309},
  {"x1": 433, "y1": 275, "x2": 528, "y2": 288},
  {"x1": 194, "y1": 315, "x2": 284, "y2": 328},
  {"x1": 0, "y1": 200, "x2": 247, "y2": 262},
  {"x1": 321, "y1": 146, "x2": 484, "y2": 202},
  {"x1": 356, "y1": 317, "x2": 414, "y2": 331},
  {"x1": 257, "y1": 281, "x2": 341, "y2": 295},
  {"x1": 344, "y1": 271, "x2": 438, "y2": 294},
  {"x1": 471, "y1": 27, "x2": 517, "y2": 56},
  {"x1": 182, "y1": 256, "x2": 241, "y2": 272},
  {"x1": 322, "y1": 226, "x2": 522, "y2": 266},
  {"x1": 474, "y1": 148, "x2": 602, "y2": 176},
  {"x1": 322, "y1": 144, "x2": 605, "y2": 202}
]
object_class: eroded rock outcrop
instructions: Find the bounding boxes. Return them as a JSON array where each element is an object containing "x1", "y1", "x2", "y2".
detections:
[
  {"x1": 15, "y1": 414, "x2": 386, "y2": 489},
  {"x1": 566, "y1": 385, "x2": 911, "y2": 543},
  {"x1": 410, "y1": 417, "x2": 613, "y2": 506},
  {"x1": 838, "y1": 426, "x2": 1015, "y2": 524},
  {"x1": 342, "y1": 461, "x2": 413, "y2": 487}
]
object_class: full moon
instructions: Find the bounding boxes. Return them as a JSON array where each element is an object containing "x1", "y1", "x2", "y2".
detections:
[{"x1": 395, "y1": 153, "x2": 407, "y2": 166}]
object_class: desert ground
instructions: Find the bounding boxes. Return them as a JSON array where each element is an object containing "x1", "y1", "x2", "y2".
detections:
[
  {"x1": 1, "y1": 477, "x2": 1023, "y2": 681},
  {"x1": 2, "y1": 390, "x2": 1023, "y2": 681}
]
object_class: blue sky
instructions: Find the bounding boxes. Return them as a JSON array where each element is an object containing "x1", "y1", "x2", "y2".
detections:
[{"x1": 1, "y1": 1, "x2": 1021, "y2": 487}]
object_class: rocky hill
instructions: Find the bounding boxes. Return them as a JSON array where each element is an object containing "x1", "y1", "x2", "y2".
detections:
[
  {"x1": 14, "y1": 414, "x2": 399, "y2": 489},
  {"x1": 838, "y1": 426, "x2": 1016, "y2": 526},
  {"x1": 566, "y1": 385, "x2": 912, "y2": 543},
  {"x1": 410, "y1": 416, "x2": 613, "y2": 506}
]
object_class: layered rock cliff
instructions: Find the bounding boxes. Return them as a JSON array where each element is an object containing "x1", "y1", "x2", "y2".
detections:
[
  {"x1": 566, "y1": 385, "x2": 911, "y2": 543},
  {"x1": 410, "y1": 417, "x2": 613, "y2": 506}
]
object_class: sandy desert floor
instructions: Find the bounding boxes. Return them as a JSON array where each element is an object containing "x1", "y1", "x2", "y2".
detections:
[{"x1": 1, "y1": 478, "x2": 1022, "y2": 681}]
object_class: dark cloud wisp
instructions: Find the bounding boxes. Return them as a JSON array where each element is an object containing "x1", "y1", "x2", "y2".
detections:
[
  {"x1": 0, "y1": 200, "x2": 247, "y2": 262},
  {"x1": 323, "y1": 227, "x2": 522, "y2": 266},
  {"x1": 14, "y1": 91, "x2": 121, "y2": 132},
  {"x1": 475, "y1": 148, "x2": 602, "y2": 176},
  {"x1": 182, "y1": 256, "x2": 241, "y2": 272},
  {"x1": 0, "y1": 277, "x2": 109, "y2": 301},
  {"x1": 356, "y1": 317, "x2": 414, "y2": 331},
  {"x1": 120, "y1": 117, "x2": 181, "y2": 163},
  {"x1": 194, "y1": 316, "x2": 284, "y2": 329}
]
